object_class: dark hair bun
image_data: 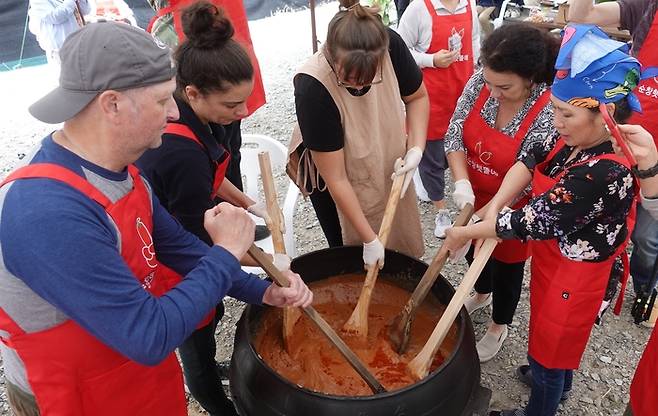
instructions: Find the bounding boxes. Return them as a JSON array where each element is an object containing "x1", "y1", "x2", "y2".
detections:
[{"x1": 181, "y1": 1, "x2": 234, "y2": 49}]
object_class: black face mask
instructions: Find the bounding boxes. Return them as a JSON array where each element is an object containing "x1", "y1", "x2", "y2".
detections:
[{"x1": 346, "y1": 85, "x2": 372, "y2": 97}]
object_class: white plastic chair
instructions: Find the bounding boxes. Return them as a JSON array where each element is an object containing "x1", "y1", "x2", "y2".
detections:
[
  {"x1": 492, "y1": 0, "x2": 513, "y2": 30},
  {"x1": 239, "y1": 134, "x2": 299, "y2": 274}
]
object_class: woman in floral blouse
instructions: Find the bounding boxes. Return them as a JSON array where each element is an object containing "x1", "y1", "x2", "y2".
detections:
[
  {"x1": 444, "y1": 23, "x2": 560, "y2": 363},
  {"x1": 444, "y1": 24, "x2": 655, "y2": 416}
]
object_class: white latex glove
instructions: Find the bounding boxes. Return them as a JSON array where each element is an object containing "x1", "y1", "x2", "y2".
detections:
[
  {"x1": 363, "y1": 237, "x2": 385, "y2": 270},
  {"x1": 449, "y1": 213, "x2": 480, "y2": 263},
  {"x1": 453, "y1": 179, "x2": 475, "y2": 209},
  {"x1": 247, "y1": 201, "x2": 286, "y2": 234},
  {"x1": 392, "y1": 146, "x2": 423, "y2": 197},
  {"x1": 272, "y1": 253, "x2": 291, "y2": 272}
]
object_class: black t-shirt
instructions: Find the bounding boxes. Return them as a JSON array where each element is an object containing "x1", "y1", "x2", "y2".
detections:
[
  {"x1": 137, "y1": 97, "x2": 232, "y2": 246},
  {"x1": 294, "y1": 28, "x2": 423, "y2": 152}
]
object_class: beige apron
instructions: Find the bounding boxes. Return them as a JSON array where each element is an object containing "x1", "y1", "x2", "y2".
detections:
[{"x1": 287, "y1": 50, "x2": 424, "y2": 258}]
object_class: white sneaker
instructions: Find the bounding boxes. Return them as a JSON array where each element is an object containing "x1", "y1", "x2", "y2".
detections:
[
  {"x1": 477, "y1": 325, "x2": 508, "y2": 362},
  {"x1": 463, "y1": 292, "x2": 492, "y2": 315},
  {"x1": 434, "y1": 209, "x2": 452, "y2": 238}
]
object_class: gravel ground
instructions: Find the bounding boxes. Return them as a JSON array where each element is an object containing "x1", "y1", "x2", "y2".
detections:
[{"x1": 0, "y1": 3, "x2": 653, "y2": 415}]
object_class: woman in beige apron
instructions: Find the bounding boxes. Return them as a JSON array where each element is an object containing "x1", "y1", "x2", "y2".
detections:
[{"x1": 288, "y1": 0, "x2": 429, "y2": 269}]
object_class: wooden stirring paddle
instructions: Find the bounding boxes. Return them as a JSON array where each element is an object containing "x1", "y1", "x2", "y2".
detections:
[
  {"x1": 407, "y1": 238, "x2": 498, "y2": 380},
  {"x1": 246, "y1": 244, "x2": 387, "y2": 394},
  {"x1": 388, "y1": 204, "x2": 474, "y2": 354},
  {"x1": 257, "y1": 152, "x2": 301, "y2": 353},
  {"x1": 342, "y1": 171, "x2": 405, "y2": 340}
]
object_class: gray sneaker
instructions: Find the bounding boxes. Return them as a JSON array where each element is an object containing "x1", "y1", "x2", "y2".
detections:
[{"x1": 434, "y1": 209, "x2": 452, "y2": 239}]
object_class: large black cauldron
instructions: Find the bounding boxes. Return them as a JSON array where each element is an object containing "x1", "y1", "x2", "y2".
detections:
[{"x1": 230, "y1": 246, "x2": 481, "y2": 416}]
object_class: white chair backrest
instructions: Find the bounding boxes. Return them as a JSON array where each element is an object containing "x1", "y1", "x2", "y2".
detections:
[
  {"x1": 239, "y1": 134, "x2": 299, "y2": 268},
  {"x1": 240, "y1": 134, "x2": 288, "y2": 201}
]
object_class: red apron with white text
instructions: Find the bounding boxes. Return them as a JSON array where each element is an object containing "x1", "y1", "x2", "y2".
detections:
[
  {"x1": 628, "y1": 11, "x2": 658, "y2": 146},
  {"x1": 630, "y1": 325, "x2": 658, "y2": 415},
  {"x1": 164, "y1": 122, "x2": 231, "y2": 199},
  {"x1": 421, "y1": 0, "x2": 474, "y2": 140},
  {"x1": 0, "y1": 164, "x2": 188, "y2": 415},
  {"x1": 528, "y1": 140, "x2": 636, "y2": 369},
  {"x1": 463, "y1": 88, "x2": 551, "y2": 262},
  {"x1": 148, "y1": 0, "x2": 266, "y2": 116}
]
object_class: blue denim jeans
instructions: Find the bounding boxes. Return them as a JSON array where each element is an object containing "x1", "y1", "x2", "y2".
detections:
[
  {"x1": 630, "y1": 204, "x2": 658, "y2": 294},
  {"x1": 524, "y1": 355, "x2": 573, "y2": 416}
]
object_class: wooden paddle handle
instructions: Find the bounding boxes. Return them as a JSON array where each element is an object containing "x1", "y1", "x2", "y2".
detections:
[
  {"x1": 390, "y1": 204, "x2": 474, "y2": 353},
  {"x1": 378, "y1": 172, "x2": 405, "y2": 245},
  {"x1": 406, "y1": 204, "x2": 474, "y2": 311},
  {"x1": 343, "y1": 172, "x2": 406, "y2": 337},
  {"x1": 408, "y1": 238, "x2": 498, "y2": 380},
  {"x1": 258, "y1": 152, "x2": 285, "y2": 254},
  {"x1": 246, "y1": 244, "x2": 386, "y2": 394}
]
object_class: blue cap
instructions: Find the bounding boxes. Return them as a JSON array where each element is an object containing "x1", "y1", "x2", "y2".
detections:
[{"x1": 552, "y1": 24, "x2": 658, "y2": 113}]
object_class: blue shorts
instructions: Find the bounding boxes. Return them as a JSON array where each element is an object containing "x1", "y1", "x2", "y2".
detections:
[{"x1": 418, "y1": 139, "x2": 447, "y2": 202}]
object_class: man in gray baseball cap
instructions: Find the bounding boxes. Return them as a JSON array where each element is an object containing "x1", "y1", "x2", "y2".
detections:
[
  {"x1": 29, "y1": 21, "x2": 176, "y2": 123},
  {"x1": 0, "y1": 21, "x2": 312, "y2": 416}
]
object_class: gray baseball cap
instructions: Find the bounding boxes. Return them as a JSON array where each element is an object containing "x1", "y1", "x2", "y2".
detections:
[{"x1": 29, "y1": 22, "x2": 176, "y2": 124}]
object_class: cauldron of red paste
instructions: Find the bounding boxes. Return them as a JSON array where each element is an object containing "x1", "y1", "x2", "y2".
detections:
[{"x1": 230, "y1": 246, "x2": 480, "y2": 416}]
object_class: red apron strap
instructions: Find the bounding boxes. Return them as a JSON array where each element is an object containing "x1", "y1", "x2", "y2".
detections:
[
  {"x1": 0, "y1": 307, "x2": 25, "y2": 346},
  {"x1": 422, "y1": 0, "x2": 439, "y2": 17},
  {"x1": 614, "y1": 252, "x2": 631, "y2": 315},
  {"x1": 163, "y1": 123, "x2": 204, "y2": 147},
  {"x1": 471, "y1": 86, "x2": 491, "y2": 114},
  {"x1": 513, "y1": 89, "x2": 552, "y2": 141},
  {"x1": 1, "y1": 164, "x2": 112, "y2": 208}
]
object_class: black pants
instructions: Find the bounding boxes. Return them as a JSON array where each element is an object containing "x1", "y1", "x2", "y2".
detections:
[
  {"x1": 394, "y1": 0, "x2": 410, "y2": 19},
  {"x1": 466, "y1": 246, "x2": 525, "y2": 325},
  {"x1": 178, "y1": 303, "x2": 237, "y2": 416},
  {"x1": 309, "y1": 186, "x2": 343, "y2": 247}
]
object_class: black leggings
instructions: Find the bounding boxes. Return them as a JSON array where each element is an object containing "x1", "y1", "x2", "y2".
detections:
[
  {"x1": 309, "y1": 187, "x2": 343, "y2": 248},
  {"x1": 466, "y1": 246, "x2": 526, "y2": 325}
]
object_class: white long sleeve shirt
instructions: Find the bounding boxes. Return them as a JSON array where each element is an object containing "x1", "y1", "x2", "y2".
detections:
[
  {"x1": 28, "y1": 0, "x2": 91, "y2": 52},
  {"x1": 396, "y1": 0, "x2": 481, "y2": 68}
]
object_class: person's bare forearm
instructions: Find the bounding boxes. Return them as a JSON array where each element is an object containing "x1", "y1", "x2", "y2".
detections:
[
  {"x1": 487, "y1": 161, "x2": 533, "y2": 212},
  {"x1": 216, "y1": 180, "x2": 254, "y2": 209},
  {"x1": 568, "y1": 0, "x2": 621, "y2": 27},
  {"x1": 446, "y1": 150, "x2": 469, "y2": 182},
  {"x1": 403, "y1": 83, "x2": 429, "y2": 152}
]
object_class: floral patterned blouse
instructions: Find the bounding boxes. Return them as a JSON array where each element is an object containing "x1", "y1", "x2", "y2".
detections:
[
  {"x1": 496, "y1": 138, "x2": 636, "y2": 263},
  {"x1": 444, "y1": 69, "x2": 558, "y2": 161}
]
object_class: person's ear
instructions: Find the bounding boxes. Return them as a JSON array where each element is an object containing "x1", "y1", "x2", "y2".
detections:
[
  {"x1": 97, "y1": 90, "x2": 123, "y2": 121},
  {"x1": 185, "y1": 85, "x2": 201, "y2": 102},
  {"x1": 605, "y1": 102, "x2": 616, "y2": 118}
]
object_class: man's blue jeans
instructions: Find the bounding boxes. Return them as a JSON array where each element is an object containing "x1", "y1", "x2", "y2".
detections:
[
  {"x1": 524, "y1": 355, "x2": 573, "y2": 416},
  {"x1": 630, "y1": 204, "x2": 658, "y2": 294}
]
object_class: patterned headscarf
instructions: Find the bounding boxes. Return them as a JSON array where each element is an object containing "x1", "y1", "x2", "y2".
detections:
[{"x1": 552, "y1": 24, "x2": 658, "y2": 112}]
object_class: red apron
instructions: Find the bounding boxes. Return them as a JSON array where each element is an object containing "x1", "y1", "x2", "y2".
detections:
[
  {"x1": 629, "y1": 11, "x2": 658, "y2": 146},
  {"x1": 630, "y1": 325, "x2": 658, "y2": 415},
  {"x1": 528, "y1": 140, "x2": 637, "y2": 369},
  {"x1": 164, "y1": 122, "x2": 231, "y2": 199},
  {"x1": 0, "y1": 163, "x2": 187, "y2": 415},
  {"x1": 463, "y1": 88, "x2": 551, "y2": 263},
  {"x1": 421, "y1": 0, "x2": 474, "y2": 140},
  {"x1": 147, "y1": 0, "x2": 266, "y2": 116}
]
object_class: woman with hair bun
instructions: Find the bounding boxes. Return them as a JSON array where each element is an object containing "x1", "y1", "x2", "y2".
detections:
[
  {"x1": 137, "y1": 3, "x2": 288, "y2": 415},
  {"x1": 289, "y1": 0, "x2": 429, "y2": 269},
  {"x1": 444, "y1": 23, "x2": 560, "y2": 363}
]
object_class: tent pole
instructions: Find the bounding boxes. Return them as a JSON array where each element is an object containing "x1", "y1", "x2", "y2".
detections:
[{"x1": 310, "y1": 0, "x2": 318, "y2": 53}]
